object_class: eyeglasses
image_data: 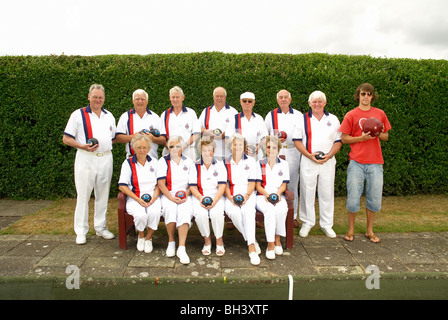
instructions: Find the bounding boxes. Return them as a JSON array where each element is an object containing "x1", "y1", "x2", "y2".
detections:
[
  {"x1": 242, "y1": 100, "x2": 254, "y2": 103},
  {"x1": 169, "y1": 145, "x2": 182, "y2": 149},
  {"x1": 360, "y1": 92, "x2": 373, "y2": 97}
]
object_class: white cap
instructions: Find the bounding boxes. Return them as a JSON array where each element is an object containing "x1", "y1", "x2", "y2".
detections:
[{"x1": 240, "y1": 92, "x2": 255, "y2": 100}]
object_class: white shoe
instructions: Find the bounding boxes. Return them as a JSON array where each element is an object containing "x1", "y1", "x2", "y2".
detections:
[
  {"x1": 299, "y1": 225, "x2": 312, "y2": 238},
  {"x1": 136, "y1": 237, "x2": 145, "y2": 251},
  {"x1": 201, "y1": 244, "x2": 211, "y2": 256},
  {"x1": 166, "y1": 242, "x2": 176, "y2": 257},
  {"x1": 76, "y1": 235, "x2": 86, "y2": 245},
  {"x1": 321, "y1": 227, "x2": 337, "y2": 238},
  {"x1": 249, "y1": 252, "x2": 260, "y2": 265},
  {"x1": 216, "y1": 245, "x2": 225, "y2": 256},
  {"x1": 177, "y1": 246, "x2": 190, "y2": 264},
  {"x1": 96, "y1": 229, "x2": 115, "y2": 240},
  {"x1": 274, "y1": 245, "x2": 283, "y2": 255},
  {"x1": 254, "y1": 242, "x2": 261, "y2": 255},
  {"x1": 266, "y1": 250, "x2": 275, "y2": 260},
  {"x1": 144, "y1": 239, "x2": 153, "y2": 253}
]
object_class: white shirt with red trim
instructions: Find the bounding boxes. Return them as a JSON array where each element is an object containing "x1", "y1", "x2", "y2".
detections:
[
  {"x1": 224, "y1": 155, "x2": 257, "y2": 196},
  {"x1": 256, "y1": 157, "x2": 290, "y2": 194},
  {"x1": 156, "y1": 155, "x2": 193, "y2": 196},
  {"x1": 189, "y1": 158, "x2": 227, "y2": 197},
  {"x1": 118, "y1": 155, "x2": 158, "y2": 197}
]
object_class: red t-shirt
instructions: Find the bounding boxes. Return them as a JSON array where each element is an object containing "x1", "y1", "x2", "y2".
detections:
[{"x1": 339, "y1": 107, "x2": 391, "y2": 164}]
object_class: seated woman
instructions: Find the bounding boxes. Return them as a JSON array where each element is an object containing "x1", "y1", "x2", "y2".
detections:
[
  {"x1": 224, "y1": 134, "x2": 260, "y2": 265},
  {"x1": 118, "y1": 134, "x2": 161, "y2": 253},
  {"x1": 157, "y1": 136, "x2": 194, "y2": 264},
  {"x1": 255, "y1": 135, "x2": 290, "y2": 260},
  {"x1": 189, "y1": 137, "x2": 227, "y2": 256}
]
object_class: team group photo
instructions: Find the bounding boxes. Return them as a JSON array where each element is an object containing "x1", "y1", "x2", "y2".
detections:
[{"x1": 62, "y1": 82, "x2": 391, "y2": 267}]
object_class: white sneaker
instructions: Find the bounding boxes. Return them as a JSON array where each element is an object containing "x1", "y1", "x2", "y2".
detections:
[
  {"x1": 299, "y1": 225, "x2": 312, "y2": 238},
  {"x1": 76, "y1": 235, "x2": 86, "y2": 245},
  {"x1": 321, "y1": 227, "x2": 337, "y2": 238},
  {"x1": 254, "y1": 242, "x2": 261, "y2": 255},
  {"x1": 136, "y1": 237, "x2": 145, "y2": 252},
  {"x1": 144, "y1": 239, "x2": 153, "y2": 253},
  {"x1": 96, "y1": 229, "x2": 115, "y2": 240},
  {"x1": 166, "y1": 242, "x2": 176, "y2": 257},
  {"x1": 274, "y1": 245, "x2": 283, "y2": 255},
  {"x1": 249, "y1": 252, "x2": 260, "y2": 265},
  {"x1": 266, "y1": 250, "x2": 275, "y2": 260},
  {"x1": 177, "y1": 246, "x2": 190, "y2": 264}
]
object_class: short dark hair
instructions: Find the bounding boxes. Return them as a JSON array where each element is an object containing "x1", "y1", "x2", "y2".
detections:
[{"x1": 354, "y1": 83, "x2": 378, "y2": 103}]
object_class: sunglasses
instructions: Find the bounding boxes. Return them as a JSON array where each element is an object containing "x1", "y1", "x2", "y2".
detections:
[
  {"x1": 242, "y1": 99, "x2": 254, "y2": 103},
  {"x1": 360, "y1": 92, "x2": 373, "y2": 96}
]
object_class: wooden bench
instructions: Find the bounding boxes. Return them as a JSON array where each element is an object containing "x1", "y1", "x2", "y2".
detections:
[{"x1": 117, "y1": 190, "x2": 295, "y2": 250}]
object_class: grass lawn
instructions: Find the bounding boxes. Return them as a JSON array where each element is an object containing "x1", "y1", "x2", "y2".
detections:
[{"x1": 1, "y1": 194, "x2": 447, "y2": 236}]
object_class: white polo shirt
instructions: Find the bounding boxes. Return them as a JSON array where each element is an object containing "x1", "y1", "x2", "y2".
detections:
[
  {"x1": 265, "y1": 106, "x2": 302, "y2": 154},
  {"x1": 156, "y1": 155, "x2": 193, "y2": 195},
  {"x1": 64, "y1": 105, "x2": 116, "y2": 153},
  {"x1": 116, "y1": 108, "x2": 162, "y2": 158},
  {"x1": 198, "y1": 104, "x2": 238, "y2": 158},
  {"x1": 256, "y1": 157, "x2": 290, "y2": 194},
  {"x1": 189, "y1": 158, "x2": 227, "y2": 197},
  {"x1": 224, "y1": 154, "x2": 257, "y2": 196},
  {"x1": 292, "y1": 110, "x2": 342, "y2": 154},
  {"x1": 118, "y1": 155, "x2": 158, "y2": 198},
  {"x1": 227, "y1": 112, "x2": 268, "y2": 148},
  {"x1": 160, "y1": 105, "x2": 200, "y2": 147}
]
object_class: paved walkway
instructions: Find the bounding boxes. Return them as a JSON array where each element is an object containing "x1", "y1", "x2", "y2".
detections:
[{"x1": 1, "y1": 199, "x2": 448, "y2": 280}]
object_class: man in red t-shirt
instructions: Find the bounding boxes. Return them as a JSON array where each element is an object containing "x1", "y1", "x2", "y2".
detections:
[{"x1": 339, "y1": 83, "x2": 391, "y2": 243}]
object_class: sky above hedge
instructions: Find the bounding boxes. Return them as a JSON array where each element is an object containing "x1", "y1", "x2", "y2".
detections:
[{"x1": 1, "y1": 0, "x2": 447, "y2": 60}]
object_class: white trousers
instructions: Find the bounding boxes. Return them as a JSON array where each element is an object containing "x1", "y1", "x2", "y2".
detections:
[
  {"x1": 74, "y1": 150, "x2": 113, "y2": 236},
  {"x1": 299, "y1": 157, "x2": 336, "y2": 229},
  {"x1": 161, "y1": 195, "x2": 194, "y2": 227},
  {"x1": 192, "y1": 197, "x2": 225, "y2": 239},
  {"x1": 225, "y1": 194, "x2": 256, "y2": 246},
  {"x1": 126, "y1": 197, "x2": 162, "y2": 232},
  {"x1": 281, "y1": 147, "x2": 301, "y2": 219},
  {"x1": 256, "y1": 195, "x2": 288, "y2": 243}
]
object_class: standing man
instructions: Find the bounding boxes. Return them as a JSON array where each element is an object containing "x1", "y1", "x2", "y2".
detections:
[
  {"x1": 115, "y1": 89, "x2": 166, "y2": 159},
  {"x1": 63, "y1": 84, "x2": 116, "y2": 244},
  {"x1": 227, "y1": 92, "x2": 268, "y2": 160},
  {"x1": 339, "y1": 83, "x2": 391, "y2": 243},
  {"x1": 199, "y1": 87, "x2": 238, "y2": 161},
  {"x1": 293, "y1": 91, "x2": 342, "y2": 238},
  {"x1": 160, "y1": 86, "x2": 201, "y2": 160},
  {"x1": 265, "y1": 89, "x2": 302, "y2": 226}
]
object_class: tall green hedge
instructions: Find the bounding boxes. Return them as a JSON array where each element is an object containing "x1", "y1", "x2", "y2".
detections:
[{"x1": 1, "y1": 52, "x2": 447, "y2": 199}]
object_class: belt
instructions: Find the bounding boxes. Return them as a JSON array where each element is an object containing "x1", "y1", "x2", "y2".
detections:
[
  {"x1": 281, "y1": 145, "x2": 294, "y2": 149},
  {"x1": 79, "y1": 149, "x2": 112, "y2": 157}
]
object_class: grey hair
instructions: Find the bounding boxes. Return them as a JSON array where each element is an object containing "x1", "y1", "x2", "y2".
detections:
[
  {"x1": 308, "y1": 90, "x2": 327, "y2": 102},
  {"x1": 213, "y1": 87, "x2": 227, "y2": 96},
  {"x1": 133, "y1": 89, "x2": 148, "y2": 100},
  {"x1": 276, "y1": 89, "x2": 291, "y2": 99},
  {"x1": 89, "y1": 84, "x2": 105, "y2": 94},
  {"x1": 167, "y1": 135, "x2": 184, "y2": 146},
  {"x1": 169, "y1": 86, "x2": 184, "y2": 97},
  {"x1": 131, "y1": 134, "x2": 152, "y2": 150}
]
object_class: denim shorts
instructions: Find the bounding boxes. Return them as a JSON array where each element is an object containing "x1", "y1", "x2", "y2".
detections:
[{"x1": 346, "y1": 160, "x2": 383, "y2": 213}]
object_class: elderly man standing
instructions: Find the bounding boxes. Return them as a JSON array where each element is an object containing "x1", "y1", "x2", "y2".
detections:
[
  {"x1": 293, "y1": 91, "x2": 342, "y2": 238},
  {"x1": 63, "y1": 84, "x2": 116, "y2": 244},
  {"x1": 160, "y1": 86, "x2": 201, "y2": 160},
  {"x1": 265, "y1": 89, "x2": 302, "y2": 226},
  {"x1": 199, "y1": 87, "x2": 238, "y2": 161},
  {"x1": 227, "y1": 92, "x2": 268, "y2": 160},
  {"x1": 115, "y1": 89, "x2": 166, "y2": 159}
]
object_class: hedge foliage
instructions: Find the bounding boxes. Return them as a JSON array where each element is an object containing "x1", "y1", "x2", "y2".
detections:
[{"x1": 1, "y1": 52, "x2": 447, "y2": 199}]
